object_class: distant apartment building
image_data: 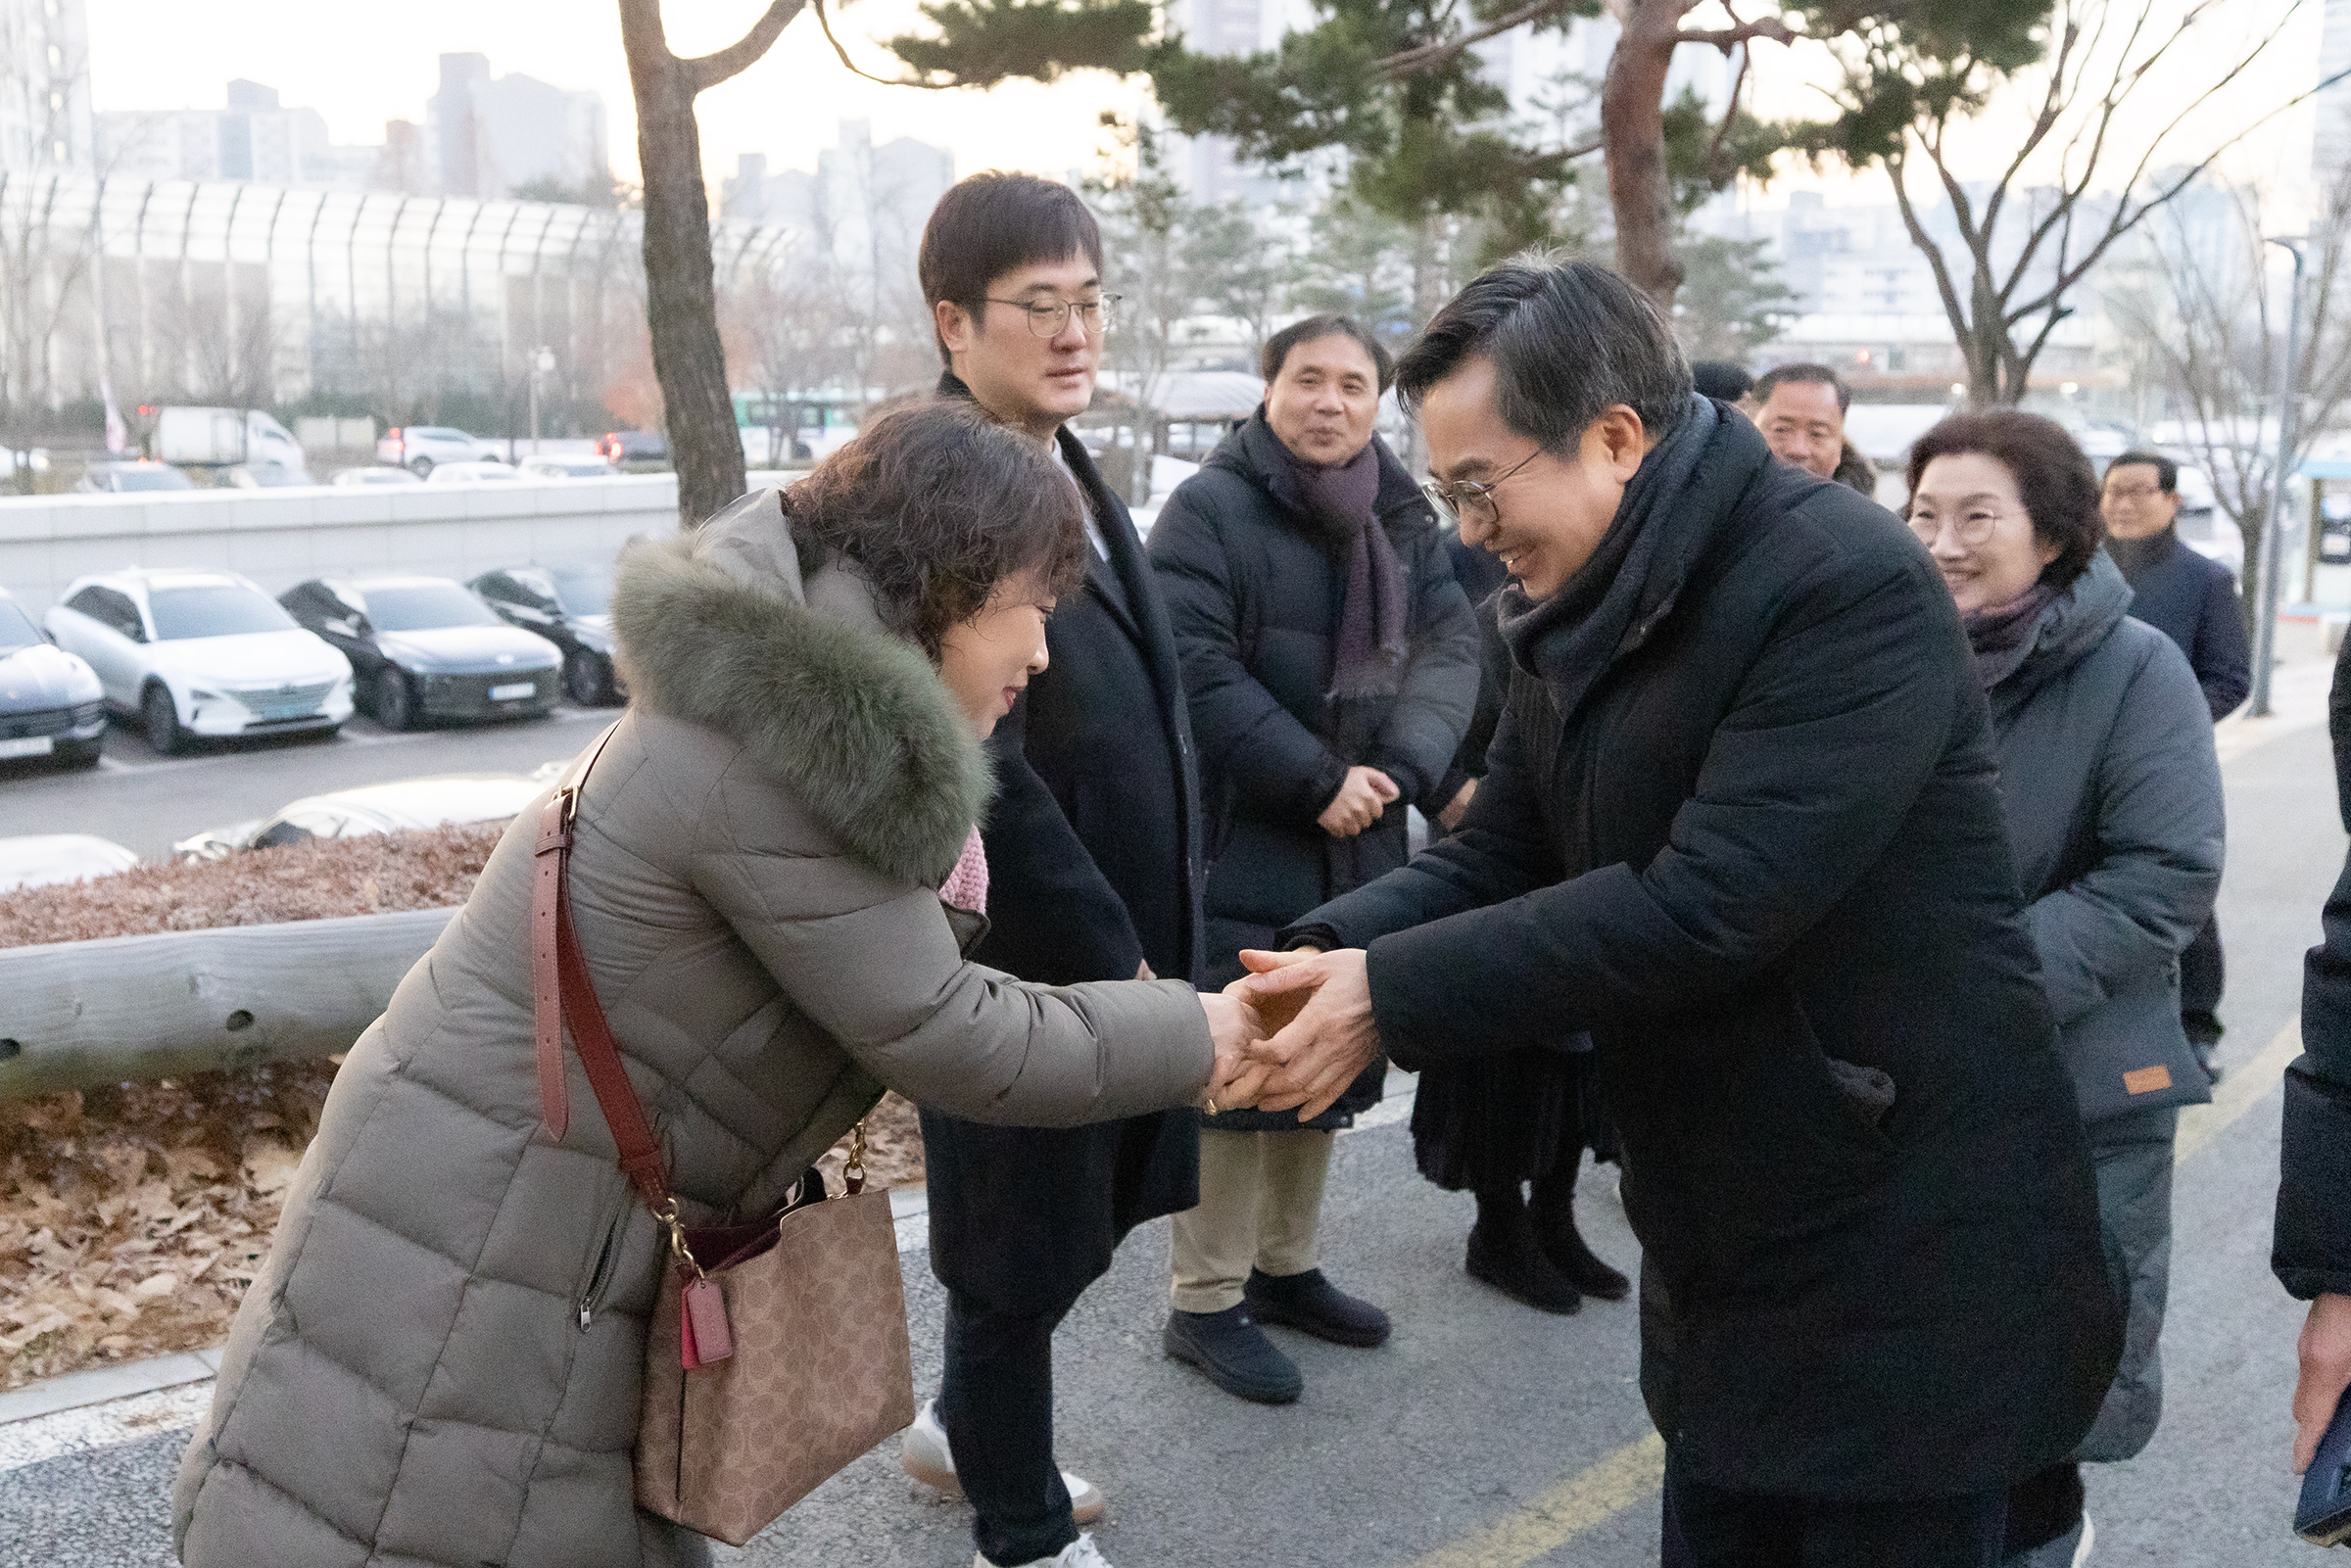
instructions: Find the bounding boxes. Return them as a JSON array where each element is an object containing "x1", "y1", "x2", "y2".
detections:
[
  {"x1": 721, "y1": 119, "x2": 952, "y2": 282},
  {"x1": 94, "y1": 80, "x2": 377, "y2": 188},
  {"x1": 425, "y1": 53, "x2": 609, "y2": 201},
  {"x1": 0, "y1": 0, "x2": 94, "y2": 173},
  {"x1": 2320, "y1": 0, "x2": 2351, "y2": 178}
]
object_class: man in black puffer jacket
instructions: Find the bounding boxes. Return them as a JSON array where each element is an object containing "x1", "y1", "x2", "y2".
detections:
[
  {"x1": 1149, "y1": 314, "x2": 1478, "y2": 1402},
  {"x1": 1234, "y1": 258, "x2": 2121, "y2": 1566}
]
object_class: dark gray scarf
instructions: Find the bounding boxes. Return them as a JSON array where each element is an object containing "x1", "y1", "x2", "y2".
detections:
[
  {"x1": 1961, "y1": 582, "x2": 2061, "y2": 689},
  {"x1": 1257, "y1": 412, "x2": 1407, "y2": 700},
  {"x1": 1498, "y1": 396, "x2": 1719, "y2": 720}
]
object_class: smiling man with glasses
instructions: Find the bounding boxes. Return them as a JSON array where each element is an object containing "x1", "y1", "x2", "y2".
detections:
[
  {"x1": 1228, "y1": 256, "x2": 2121, "y2": 1567},
  {"x1": 907, "y1": 172, "x2": 1207, "y2": 1568}
]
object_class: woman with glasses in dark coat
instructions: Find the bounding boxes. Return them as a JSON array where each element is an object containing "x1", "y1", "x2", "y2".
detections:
[{"x1": 1908, "y1": 410, "x2": 2224, "y2": 1567}]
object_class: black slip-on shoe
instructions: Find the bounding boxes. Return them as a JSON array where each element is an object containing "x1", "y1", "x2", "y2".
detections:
[
  {"x1": 1163, "y1": 1305, "x2": 1303, "y2": 1404},
  {"x1": 1244, "y1": 1266, "x2": 1393, "y2": 1347}
]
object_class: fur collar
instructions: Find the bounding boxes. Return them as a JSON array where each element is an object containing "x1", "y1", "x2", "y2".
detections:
[{"x1": 611, "y1": 514, "x2": 990, "y2": 887}]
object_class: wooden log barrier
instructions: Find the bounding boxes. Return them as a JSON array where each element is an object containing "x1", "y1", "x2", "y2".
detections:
[{"x1": 0, "y1": 907, "x2": 456, "y2": 1098}]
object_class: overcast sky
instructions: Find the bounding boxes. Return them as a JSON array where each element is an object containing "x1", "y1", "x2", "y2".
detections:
[{"x1": 83, "y1": 0, "x2": 2332, "y2": 213}]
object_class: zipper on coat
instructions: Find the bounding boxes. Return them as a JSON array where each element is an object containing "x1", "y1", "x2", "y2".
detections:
[{"x1": 576, "y1": 1202, "x2": 628, "y2": 1331}]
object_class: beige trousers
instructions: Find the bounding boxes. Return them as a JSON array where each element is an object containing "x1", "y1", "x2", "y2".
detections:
[{"x1": 1169, "y1": 1127, "x2": 1335, "y2": 1313}]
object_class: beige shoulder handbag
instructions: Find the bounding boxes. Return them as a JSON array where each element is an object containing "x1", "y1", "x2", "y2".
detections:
[{"x1": 532, "y1": 727, "x2": 916, "y2": 1546}]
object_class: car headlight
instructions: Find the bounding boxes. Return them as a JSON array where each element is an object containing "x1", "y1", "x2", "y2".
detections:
[{"x1": 189, "y1": 686, "x2": 224, "y2": 701}]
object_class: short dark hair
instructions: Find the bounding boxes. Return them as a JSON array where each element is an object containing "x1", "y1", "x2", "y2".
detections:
[
  {"x1": 1261, "y1": 314, "x2": 1395, "y2": 393},
  {"x1": 1907, "y1": 409, "x2": 2103, "y2": 592},
  {"x1": 1752, "y1": 362, "x2": 1851, "y2": 414},
  {"x1": 918, "y1": 172, "x2": 1104, "y2": 363},
  {"x1": 785, "y1": 399, "x2": 1084, "y2": 655},
  {"x1": 2106, "y1": 450, "x2": 2179, "y2": 494},
  {"x1": 1395, "y1": 257, "x2": 1693, "y2": 452},
  {"x1": 1690, "y1": 360, "x2": 1752, "y2": 402}
]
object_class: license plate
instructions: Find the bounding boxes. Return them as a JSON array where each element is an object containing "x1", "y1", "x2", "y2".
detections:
[
  {"x1": 489, "y1": 683, "x2": 536, "y2": 700},
  {"x1": 0, "y1": 736, "x2": 54, "y2": 759}
]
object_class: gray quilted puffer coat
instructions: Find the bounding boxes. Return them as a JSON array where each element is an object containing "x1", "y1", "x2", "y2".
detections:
[{"x1": 170, "y1": 492, "x2": 1215, "y2": 1567}]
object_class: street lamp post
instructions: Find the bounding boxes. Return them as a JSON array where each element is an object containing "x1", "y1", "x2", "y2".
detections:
[
  {"x1": 2251, "y1": 238, "x2": 2308, "y2": 719},
  {"x1": 529, "y1": 345, "x2": 555, "y2": 455}
]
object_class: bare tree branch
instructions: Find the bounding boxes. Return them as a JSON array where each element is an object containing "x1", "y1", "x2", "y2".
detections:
[
  {"x1": 811, "y1": 0, "x2": 950, "y2": 88},
  {"x1": 687, "y1": 0, "x2": 810, "y2": 92},
  {"x1": 1377, "y1": 0, "x2": 1591, "y2": 76}
]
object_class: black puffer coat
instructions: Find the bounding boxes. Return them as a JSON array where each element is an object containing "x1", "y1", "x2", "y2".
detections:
[
  {"x1": 1151, "y1": 416, "x2": 1479, "y2": 1128},
  {"x1": 1287, "y1": 399, "x2": 2119, "y2": 1499},
  {"x1": 2278, "y1": 630, "x2": 2351, "y2": 1300}
]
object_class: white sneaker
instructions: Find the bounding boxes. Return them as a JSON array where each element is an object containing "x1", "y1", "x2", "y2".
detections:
[
  {"x1": 904, "y1": 1400, "x2": 1107, "y2": 1524},
  {"x1": 979, "y1": 1532, "x2": 1114, "y2": 1568}
]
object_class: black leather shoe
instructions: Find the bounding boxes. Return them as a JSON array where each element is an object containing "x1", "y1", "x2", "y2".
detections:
[
  {"x1": 1244, "y1": 1267, "x2": 1393, "y2": 1347},
  {"x1": 1465, "y1": 1212, "x2": 1583, "y2": 1315},
  {"x1": 1163, "y1": 1306, "x2": 1303, "y2": 1403}
]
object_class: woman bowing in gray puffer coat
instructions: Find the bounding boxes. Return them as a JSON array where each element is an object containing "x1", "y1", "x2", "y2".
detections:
[
  {"x1": 1907, "y1": 409, "x2": 2224, "y2": 1568},
  {"x1": 171, "y1": 401, "x2": 1263, "y2": 1568}
]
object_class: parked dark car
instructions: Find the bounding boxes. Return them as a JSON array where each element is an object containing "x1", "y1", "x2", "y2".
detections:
[
  {"x1": 0, "y1": 587, "x2": 106, "y2": 769},
  {"x1": 279, "y1": 575, "x2": 562, "y2": 731},
  {"x1": 467, "y1": 562, "x2": 623, "y2": 706},
  {"x1": 594, "y1": 429, "x2": 669, "y2": 467}
]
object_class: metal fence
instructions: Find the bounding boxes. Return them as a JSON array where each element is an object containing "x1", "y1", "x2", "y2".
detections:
[{"x1": 0, "y1": 172, "x2": 802, "y2": 430}]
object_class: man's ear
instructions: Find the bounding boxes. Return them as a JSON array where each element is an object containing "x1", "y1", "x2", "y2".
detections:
[
  {"x1": 936, "y1": 299, "x2": 977, "y2": 358},
  {"x1": 1595, "y1": 405, "x2": 1649, "y2": 482}
]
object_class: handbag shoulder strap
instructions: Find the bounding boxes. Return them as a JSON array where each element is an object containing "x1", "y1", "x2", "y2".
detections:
[{"x1": 533, "y1": 722, "x2": 671, "y2": 1207}]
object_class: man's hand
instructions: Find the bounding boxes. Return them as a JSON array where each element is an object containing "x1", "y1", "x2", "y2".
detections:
[
  {"x1": 1229, "y1": 947, "x2": 1378, "y2": 1122},
  {"x1": 1318, "y1": 766, "x2": 1400, "y2": 838},
  {"x1": 1437, "y1": 777, "x2": 1478, "y2": 833},
  {"x1": 2296, "y1": 1292, "x2": 2351, "y2": 1473},
  {"x1": 1136, "y1": 959, "x2": 1155, "y2": 980},
  {"x1": 1197, "y1": 991, "x2": 1269, "y2": 1113}
]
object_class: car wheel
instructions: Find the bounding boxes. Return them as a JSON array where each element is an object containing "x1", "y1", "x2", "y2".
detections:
[
  {"x1": 56, "y1": 736, "x2": 103, "y2": 770},
  {"x1": 408, "y1": 455, "x2": 435, "y2": 477},
  {"x1": 142, "y1": 683, "x2": 186, "y2": 756},
  {"x1": 374, "y1": 669, "x2": 417, "y2": 731},
  {"x1": 563, "y1": 649, "x2": 615, "y2": 706}
]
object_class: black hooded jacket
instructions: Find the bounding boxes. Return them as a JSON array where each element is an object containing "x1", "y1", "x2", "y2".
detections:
[{"x1": 1286, "y1": 399, "x2": 2120, "y2": 1499}]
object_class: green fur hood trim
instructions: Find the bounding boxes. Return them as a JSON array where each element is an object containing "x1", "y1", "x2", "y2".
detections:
[{"x1": 611, "y1": 531, "x2": 991, "y2": 887}]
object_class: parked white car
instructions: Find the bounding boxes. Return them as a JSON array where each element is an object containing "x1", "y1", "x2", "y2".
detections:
[
  {"x1": 375, "y1": 426, "x2": 500, "y2": 476},
  {"x1": 173, "y1": 773, "x2": 546, "y2": 860},
  {"x1": 515, "y1": 453, "x2": 619, "y2": 480},
  {"x1": 0, "y1": 586, "x2": 107, "y2": 770},
  {"x1": 45, "y1": 569, "x2": 354, "y2": 754},
  {"x1": 0, "y1": 833, "x2": 139, "y2": 891},
  {"x1": 424, "y1": 460, "x2": 526, "y2": 485},
  {"x1": 331, "y1": 466, "x2": 423, "y2": 488}
]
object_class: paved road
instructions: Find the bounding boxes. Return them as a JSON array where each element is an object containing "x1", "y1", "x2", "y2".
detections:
[
  {"x1": 0, "y1": 690, "x2": 2341, "y2": 1567},
  {"x1": 0, "y1": 704, "x2": 616, "y2": 861}
]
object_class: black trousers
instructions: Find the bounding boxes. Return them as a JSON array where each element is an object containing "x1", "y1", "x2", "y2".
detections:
[
  {"x1": 1661, "y1": 1457, "x2": 2006, "y2": 1568},
  {"x1": 937, "y1": 1288, "x2": 1081, "y2": 1568}
]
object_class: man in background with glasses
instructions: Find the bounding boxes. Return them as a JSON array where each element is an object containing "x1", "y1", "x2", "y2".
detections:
[
  {"x1": 903, "y1": 171, "x2": 1208, "y2": 1568},
  {"x1": 1230, "y1": 257, "x2": 2120, "y2": 1566},
  {"x1": 2101, "y1": 450, "x2": 2249, "y2": 1085}
]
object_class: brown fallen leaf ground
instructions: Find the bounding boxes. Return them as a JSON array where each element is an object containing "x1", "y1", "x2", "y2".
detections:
[{"x1": 0, "y1": 828, "x2": 926, "y2": 1393}]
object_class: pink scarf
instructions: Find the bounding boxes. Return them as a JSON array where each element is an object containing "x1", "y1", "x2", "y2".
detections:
[{"x1": 939, "y1": 826, "x2": 988, "y2": 915}]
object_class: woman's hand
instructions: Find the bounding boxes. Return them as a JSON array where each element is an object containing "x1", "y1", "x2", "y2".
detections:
[
  {"x1": 1197, "y1": 991, "x2": 1270, "y2": 1113},
  {"x1": 1230, "y1": 947, "x2": 1379, "y2": 1121}
]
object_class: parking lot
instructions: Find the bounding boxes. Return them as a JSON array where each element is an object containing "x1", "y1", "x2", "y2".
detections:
[{"x1": 0, "y1": 702, "x2": 609, "y2": 861}]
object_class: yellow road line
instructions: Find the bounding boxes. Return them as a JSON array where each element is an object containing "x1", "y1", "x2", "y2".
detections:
[
  {"x1": 1407, "y1": 1019, "x2": 2306, "y2": 1567},
  {"x1": 1404, "y1": 1432, "x2": 1666, "y2": 1568},
  {"x1": 2175, "y1": 1017, "x2": 2301, "y2": 1166}
]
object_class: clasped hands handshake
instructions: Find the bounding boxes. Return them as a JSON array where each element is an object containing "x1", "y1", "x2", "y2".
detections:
[{"x1": 1193, "y1": 947, "x2": 1378, "y2": 1121}]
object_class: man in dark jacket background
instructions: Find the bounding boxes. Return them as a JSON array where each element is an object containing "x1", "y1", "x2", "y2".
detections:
[
  {"x1": 2102, "y1": 451, "x2": 2251, "y2": 1084},
  {"x1": 1233, "y1": 258, "x2": 2121, "y2": 1565},
  {"x1": 905, "y1": 171, "x2": 1208, "y2": 1568}
]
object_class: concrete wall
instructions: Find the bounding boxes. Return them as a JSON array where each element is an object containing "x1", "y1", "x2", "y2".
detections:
[{"x1": 0, "y1": 476, "x2": 682, "y2": 610}]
